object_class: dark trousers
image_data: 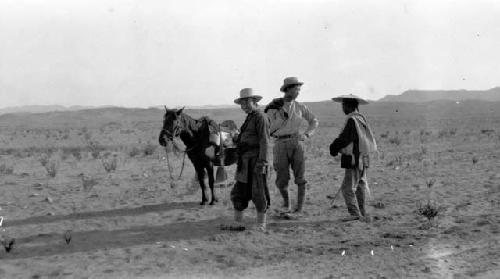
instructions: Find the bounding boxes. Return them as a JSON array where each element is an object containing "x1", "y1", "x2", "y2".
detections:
[{"x1": 231, "y1": 156, "x2": 270, "y2": 213}]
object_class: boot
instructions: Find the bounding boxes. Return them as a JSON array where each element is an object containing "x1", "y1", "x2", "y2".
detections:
[
  {"x1": 279, "y1": 188, "x2": 291, "y2": 212},
  {"x1": 234, "y1": 210, "x2": 243, "y2": 223},
  {"x1": 295, "y1": 184, "x2": 306, "y2": 213},
  {"x1": 256, "y1": 212, "x2": 267, "y2": 231}
]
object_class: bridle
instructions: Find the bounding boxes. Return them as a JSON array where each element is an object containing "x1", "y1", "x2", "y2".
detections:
[
  {"x1": 161, "y1": 111, "x2": 198, "y2": 181},
  {"x1": 162, "y1": 116, "x2": 182, "y2": 141}
]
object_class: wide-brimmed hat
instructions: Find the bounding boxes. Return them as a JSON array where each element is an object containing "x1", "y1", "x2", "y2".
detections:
[
  {"x1": 280, "y1": 77, "x2": 304, "y2": 92},
  {"x1": 234, "y1": 88, "x2": 263, "y2": 104},
  {"x1": 332, "y1": 94, "x2": 369, "y2": 105}
]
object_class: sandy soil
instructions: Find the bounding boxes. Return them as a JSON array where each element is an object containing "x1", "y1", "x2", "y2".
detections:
[{"x1": 0, "y1": 103, "x2": 499, "y2": 278}]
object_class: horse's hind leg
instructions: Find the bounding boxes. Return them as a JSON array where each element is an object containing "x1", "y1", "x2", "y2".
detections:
[
  {"x1": 196, "y1": 167, "x2": 209, "y2": 205},
  {"x1": 207, "y1": 165, "x2": 218, "y2": 205}
]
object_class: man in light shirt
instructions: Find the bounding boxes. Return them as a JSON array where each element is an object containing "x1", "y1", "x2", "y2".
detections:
[{"x1": 264, "y1": 77, "x2": 319, "y2": 213}]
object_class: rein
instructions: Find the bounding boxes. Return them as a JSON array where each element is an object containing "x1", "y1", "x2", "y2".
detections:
[{"x1": 163, "y1": 138, "x2": 198, "y2": 181}]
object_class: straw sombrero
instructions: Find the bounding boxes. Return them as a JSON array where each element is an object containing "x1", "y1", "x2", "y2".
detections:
[{"x1": 332, "y1": 94, "x2": 369, "y2": 105}]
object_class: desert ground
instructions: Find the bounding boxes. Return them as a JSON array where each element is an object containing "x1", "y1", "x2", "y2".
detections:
[{"x1": 0, "y1": 100, "x2": 499, "y2": 278}]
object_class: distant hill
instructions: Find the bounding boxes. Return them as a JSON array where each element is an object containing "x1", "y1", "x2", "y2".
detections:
[
  {"x1": 379, "y1": 87, "x2": 500, "y2": 102},
  {"x1": 0, "y1": 105, "x2": 118, "y2": 115},
  {"x1": 0, "y1": 104, "x2": 237, "y2": 115},
  {"x1": 1, "y1": 100, "x2": 499, "y2": 130}
]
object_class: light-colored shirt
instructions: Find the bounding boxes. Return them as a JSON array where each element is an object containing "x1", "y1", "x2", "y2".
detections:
[{"x1": 267, "y1": 100, "x2": 319, "y2": 137}]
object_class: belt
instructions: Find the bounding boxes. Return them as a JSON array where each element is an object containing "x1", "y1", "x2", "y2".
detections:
[{"x1": 274, "y1": 134, "x2": 297, "y2": 139}]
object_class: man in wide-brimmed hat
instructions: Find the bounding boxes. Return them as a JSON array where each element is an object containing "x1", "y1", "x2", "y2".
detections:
[
  {"x1": 231, "y1": 88, "x2": 270, "y2": 231},
  {"x1": 329, "y1": 94, "x2": 377, "y2": 222},
  {"x1": 265, "y1": 77, "x2": 319, "y2": 214}
]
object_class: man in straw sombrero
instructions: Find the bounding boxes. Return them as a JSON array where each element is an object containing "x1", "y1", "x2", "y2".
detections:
[
  {"x1": 265, "y1": 77, "x2": 319, "y2": 215},
  {"x1": 329, "y1": 94, "x2": 377, "y2": 222},
  {"x1": 230, "y1": 88, "x2": 270, "y2": 231}
]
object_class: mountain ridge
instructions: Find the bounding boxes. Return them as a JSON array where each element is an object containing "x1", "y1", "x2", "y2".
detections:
[
  {"x1": 2, "y1": 87, "x2": 499, "y2": 115},
  {"x1": 378, "y1": 87, "x2": 500, "y2": 102}
]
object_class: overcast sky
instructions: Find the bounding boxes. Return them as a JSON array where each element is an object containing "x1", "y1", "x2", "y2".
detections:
[{"x1": 1, "y1": 0, "x2": 499, "y2": 108}]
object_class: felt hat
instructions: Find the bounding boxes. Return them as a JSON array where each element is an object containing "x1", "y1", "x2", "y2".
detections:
[
  {"x1": 234, "y1": 88, "x2": 263, "y2": 104},
  {"x1": 280, "y1": 77, "x2": 304, "y2": 92}
]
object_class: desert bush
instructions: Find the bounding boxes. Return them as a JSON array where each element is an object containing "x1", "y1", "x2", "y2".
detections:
[
  {"x1": 143, "y1": 141, "x2": 157, "y2": 156},
  {"x1": 2, "y1": 148, "x2": 17, "y2": 156},
  {"x1": 379, "y1": 131, "x2": 389, "y2": 139},
  {"x1": 120, "y1": 129, "x2": 135, "y2": 134},
  {"x1": 45, "y1": 159, "x2": 59, "y2": 178},
  {"x1": 66, "y1": 147, "x2": 82, "y2": 161},
  {"x1": 386, "y1": 154, "x2": 403, "y2": 167},
  {"x1": 416, "y1": 201, "x2": 440, "y2": 221},
  {"x1": 388, "y1": 135, "x2": 401, "y2": 145},
  {"x1": 481, "y1": 129, "x2": 494, "y2": 136},
  {"x1": 38, "y1": 153, "x2": 50, "y2": 167},
  {"x1": 415, "y1": 177, "x2": 444, "y2": 226},
  {"x1": 0, "y1": 164, "x2": 14, "y2": 175},
  {"x1": 86, "y1": 140, "x2": 102, "y2": 159},
  {"x1": 60, "y1": 152, "x2": 69, "y2": 161},
  {"x1": 438, "y1": 128, "x2": 458, "y2": 139},
  {"x1": 419, "y1": 129, "x2": 431, "y2": 137},
  {"x1": 472, "y1": 156, "x2": 479, "y2": 164},
  {"x1": 129, "y1": 147, "x2": 141, "y2": 157},
  {"x1": 79, "y1": 173, "x2": 98, "y2": 192},
  {"x1": 101, "y1": 153, "x2": 118, "y2": 173}
]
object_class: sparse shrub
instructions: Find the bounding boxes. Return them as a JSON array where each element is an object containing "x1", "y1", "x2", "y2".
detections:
[
  {"x1": 420, "y1": 129, "x2": 431, "y2": 137},
  {"x1": 388, "y1": 135, "x2": 401, "y2": 145},
  {"x1": 38, "y1": 153, "x2": 50, "y2": 167},
  {"x1": 143, "y1": 141, "x2": 157, "y2": 156},
  {"x1": 379, "y1": 131, "x2": 389, "y2": 139},
  {"x1": 438, "y1": 128, "x2": 457, "y2": 139},
  {"x1": 386, "y1": 154, "x2": 403, "y2": 167},
  {"x1": 416, "y1": 201, "x2": 440, "y2": 221},
  {"x1": 472, "y1": 156, "x2": 479, "y2": 164},
  {"x1": 14, "y1": 150, "x2": 24, "y2": 158},
  {"x1": 79, "y1": 173, "x2": 98, "y2": 192},
  {"x1": 101, "y1": 154, "x2": 118, "y2": 173},
  {"x1": 0, "y1": 164, "x2": 14, "y2": 175},
  {"x1": 60, "y1": 153, "x2": 67, "y2": 161},
  {"x1": 129, "y1": 147, "x2": 141, "y2": 157},
  {"x1": 86, "y1": 140, "x2": 102, "y2": 159},
  {"x1": 415, "y1": 177, "x2": 444, "y2": 226},
  {"x1": 481, "y1": 129, "x2": 494, "y2": 136},
  {"x1": 45, "y1": 159, "x2": 59, "y2": 178},
  {"x1": 70, "y1": 148, "x2": 82, "y2": 161}
]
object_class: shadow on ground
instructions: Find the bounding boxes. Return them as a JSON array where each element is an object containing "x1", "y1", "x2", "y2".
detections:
[
  {"x1": 5, "y1": 201, "x2": 203, "y2": 227},
  {"x1": 0, "y1": 218, "x2": 351, "y2": 260}
]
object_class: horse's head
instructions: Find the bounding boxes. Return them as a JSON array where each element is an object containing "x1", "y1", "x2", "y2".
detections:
[{"x1": 161, "y1": 106, "x2": 185, "y2": 141}]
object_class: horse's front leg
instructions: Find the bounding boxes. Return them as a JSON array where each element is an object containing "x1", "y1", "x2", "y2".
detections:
[
  {"x1": 207, "y1": 165, "x2": 218, "y2": 205},
  {"x1": 195, "y1": 166, "x2": 209, "y2": 205}
]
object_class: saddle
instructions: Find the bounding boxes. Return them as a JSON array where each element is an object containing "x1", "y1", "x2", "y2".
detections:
[{"x1": 204, "y1": 119, "x2": 239, "y2": 166}]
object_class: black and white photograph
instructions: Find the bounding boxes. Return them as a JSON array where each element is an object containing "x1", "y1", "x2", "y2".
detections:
[{"x1": 0, "y1": 0, "x2": 499, "y2": 278}]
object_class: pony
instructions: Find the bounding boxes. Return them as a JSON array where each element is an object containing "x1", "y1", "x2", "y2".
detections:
[{"x1": 158, "y1": 107, "x2": 238, "y2": 205}]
